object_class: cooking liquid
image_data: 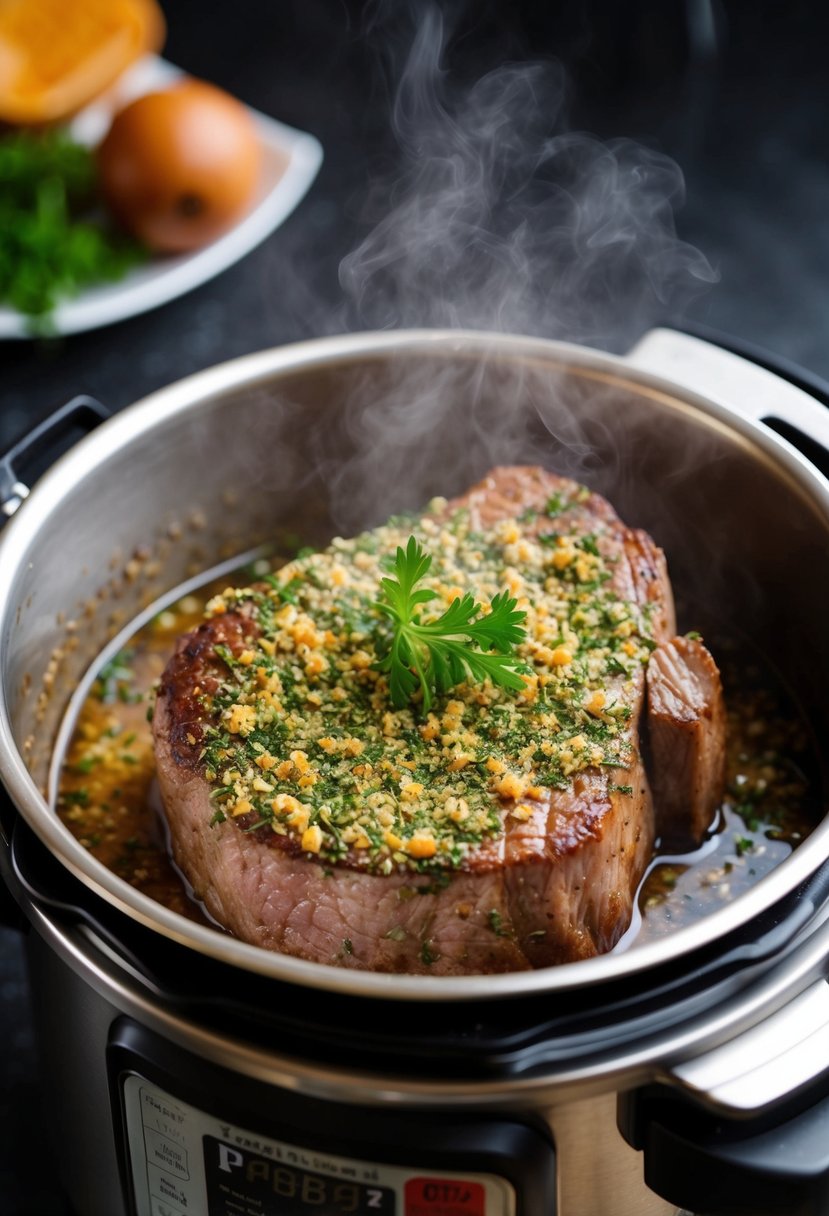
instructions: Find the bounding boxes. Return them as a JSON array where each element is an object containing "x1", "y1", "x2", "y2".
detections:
[{"x1": 55, "y1": 560, "x2": 822, "y2": 949}]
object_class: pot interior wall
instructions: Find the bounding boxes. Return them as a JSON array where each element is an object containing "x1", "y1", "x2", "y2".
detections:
[{"x1": 4, "y1": 344, "x2": 829, "y2": 802}]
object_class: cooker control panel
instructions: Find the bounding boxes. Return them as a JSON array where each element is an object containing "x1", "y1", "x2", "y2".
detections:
[
  {"x1": 110, "y1": 1019, "x2": 555, "y2": 1216},
  {"x1": 121, "y1": 1074, "x2": 527, "y2": 1216}
]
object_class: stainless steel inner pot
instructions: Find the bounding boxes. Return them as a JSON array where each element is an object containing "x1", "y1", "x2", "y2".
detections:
[
  {"x1": 2, "y1": 326, "x2": 829, "y2": 1000},
  {"x1": 3, "y1": 328, "x2": 829, "y2": 1216}
]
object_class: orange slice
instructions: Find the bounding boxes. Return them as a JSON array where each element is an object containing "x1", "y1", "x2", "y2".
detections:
[{"x1": 0, "y1": 0, "x2": 165, "y2": 124}]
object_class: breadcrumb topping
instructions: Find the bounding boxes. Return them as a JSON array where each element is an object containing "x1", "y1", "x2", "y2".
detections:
[{"x1": 199, "y1": 487, "x2": 657, "y2": 871}]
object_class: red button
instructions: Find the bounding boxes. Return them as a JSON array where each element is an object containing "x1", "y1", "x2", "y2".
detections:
[{"x1": 404, "y1": 1177, "x2": 486, "y2": 1216}]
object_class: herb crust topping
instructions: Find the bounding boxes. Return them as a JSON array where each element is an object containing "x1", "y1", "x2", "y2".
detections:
[{"x1": 198, "y1": 484, "x2": 657, "y2": 872}]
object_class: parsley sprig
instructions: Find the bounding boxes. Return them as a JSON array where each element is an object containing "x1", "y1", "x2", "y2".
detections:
[{"x1": 373, "y1": 536, "x2": 529, "y2": 714}]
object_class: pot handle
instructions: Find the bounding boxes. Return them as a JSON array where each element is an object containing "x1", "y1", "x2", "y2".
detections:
[
  {"x1": 0, "y1": 394, "x2": 110, "y2": 522},
  {"x1": 626, "y1": 326, "x2": 829, "y2": 458},
  {"x1": 624, "y1": 1042, "x2": 829, "y2": 1215},
  {"x1": 620, "y1": 963, "x2": 829, "y2": 1213}
]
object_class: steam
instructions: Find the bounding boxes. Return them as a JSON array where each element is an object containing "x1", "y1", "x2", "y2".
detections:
[
  {"x1": 295, "y1": 4, "x2": 721, "y2": 547},
  {"x1": 340, "y1": 6, "x2": 716, "y2": 348}
]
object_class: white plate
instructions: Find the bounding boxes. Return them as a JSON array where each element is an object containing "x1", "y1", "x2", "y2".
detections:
[{"x1": 0, "y1": 57, "x2": 323, "y2": 338}]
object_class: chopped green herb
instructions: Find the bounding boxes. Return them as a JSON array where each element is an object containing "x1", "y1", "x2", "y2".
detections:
[
  {"x1": 487, "y1": 908, "x2": 511, "y2": 937},
  {"x1": 266, "y1": 575, "x2": 304, "y2": 604},
  {"x1": 213, "y1": 644, "x2": 238, "y2": 669},
  {"x1": 75, "y1": 755, "x2": 101, "y2": 774},
  {"x1": 420, "y1": 939, "x2": 439, "y2": 965},
  {"x1": 96, "y1": 650, "x2": 138, "y2": 704}
]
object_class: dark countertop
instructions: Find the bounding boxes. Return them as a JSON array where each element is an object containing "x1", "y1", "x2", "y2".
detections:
[{"x1": 1, "y1": 2, "x2": 828, "y2": 1212}]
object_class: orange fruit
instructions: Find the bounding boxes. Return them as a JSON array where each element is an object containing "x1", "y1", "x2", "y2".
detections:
[{"x1": 97, "y1": 79, "x2": 264, "y2": 254}]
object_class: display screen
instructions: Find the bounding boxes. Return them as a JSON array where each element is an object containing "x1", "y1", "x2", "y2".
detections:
[
  {"x1": 204, "y1": 1135, "x2": 395, "y2": 1215},
  {"x1": 122, "y1": 1074, "x2": 521, "y2": 1216}
]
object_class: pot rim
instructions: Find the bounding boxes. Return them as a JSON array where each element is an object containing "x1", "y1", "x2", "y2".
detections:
[{"x1": 2, "y1": 326, "x2": 829, "y2": 1003}]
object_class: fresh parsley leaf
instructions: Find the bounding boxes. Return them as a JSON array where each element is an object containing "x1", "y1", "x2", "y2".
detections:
[{"x1": 373, "y1": 536, "x2": 529, "y2": 714}]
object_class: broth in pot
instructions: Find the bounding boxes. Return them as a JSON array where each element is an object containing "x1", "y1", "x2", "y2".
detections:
[{"x1": 55, "y1": 544, "x2": 820, "y2": 957}]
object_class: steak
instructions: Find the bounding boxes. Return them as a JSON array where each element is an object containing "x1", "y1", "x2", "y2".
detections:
[
  {"x1": 153, "y1": 466, "x2": 726, "y2": 974},
  {"x1": 647, "y1": 637, "x2": 727, "y2": 845}
]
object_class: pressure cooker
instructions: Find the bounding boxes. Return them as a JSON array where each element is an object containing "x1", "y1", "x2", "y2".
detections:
[{"x1": 1, "y1": 327, "x2": 829, "y2": 1216}]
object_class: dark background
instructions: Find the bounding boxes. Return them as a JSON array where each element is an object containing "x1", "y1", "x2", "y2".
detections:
[
  {"x1": 1, "y1": 1, "x2": 828, "y2": 1211},
  {"x1": 2, "y1": 0, "x2": 828, "y2": 451}
]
